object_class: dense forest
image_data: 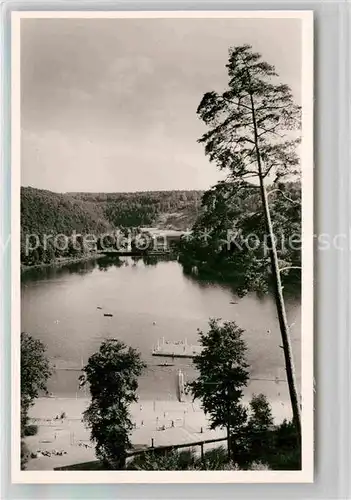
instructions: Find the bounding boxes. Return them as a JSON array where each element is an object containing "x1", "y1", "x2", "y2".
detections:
[
  {"x1": 21, "y1": 182, "x2": 301, "y2": 284},
  {"x1": 21, "y1": 187, "x2": 203, "y2": 236},
  {"x1": 21, "y1": 187, "x2": 112, "y2": 237},
  {"x1": 179, "y1": 180, "x2": 301, "y2": 296},
  {"x1": 20, "y1": 187, "x2": 203, "y2": 266},
  {"x1": 70, "y1": 190, "x2": 203, "y2": 229}
]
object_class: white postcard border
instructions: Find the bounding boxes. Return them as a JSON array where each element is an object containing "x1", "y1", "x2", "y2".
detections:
[{"x1": 11, "y1": 10, "x2": 314, "y2": 484}]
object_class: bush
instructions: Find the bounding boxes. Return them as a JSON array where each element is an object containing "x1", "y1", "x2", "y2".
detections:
[
  {"x1": 128, "y1": 445, "x2": 272, "y2": 471},
  {"x1": 21, "y1": 441, "x2": 30, "y2": 470},
  {"x1": 24, "y1": 424, "x2": 38, "y2": 436},
  {"x1": 268, "y1": 419, "x2": 301, "y2": 470},
  {"x1": 195, "y1": 446, "x2": 229, "y2": 470},
  {"x1": 129, "y1": 446, "x2": 237, "y2": 471},
  {"x1": 128, "y1": 448, "x2": 196, "y2": 471},
  {"x1": 230, "y1": 395, "x2": 301, "y2": 471},
  {"x1": 249, "y1": 461, "x2": 270, "y2": 471}
]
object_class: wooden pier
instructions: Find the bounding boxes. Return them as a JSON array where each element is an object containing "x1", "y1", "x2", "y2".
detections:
[{"x1": 152, "y1": 338, "x2": 203, "y2": 359}]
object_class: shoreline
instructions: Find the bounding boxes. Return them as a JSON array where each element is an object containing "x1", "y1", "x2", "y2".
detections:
[
  {"x1": 21, "y1": 253, "x2": 104, "y2": 273},
  {"x1": 20, "y1": 249, "x2": 177, "y2": 274},
  {"x1": 25, "y1": 393, "x2": 292, "y2": 471}
]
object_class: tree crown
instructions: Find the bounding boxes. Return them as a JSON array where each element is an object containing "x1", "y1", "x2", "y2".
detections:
[
  {"x1": 81, "y1": 339, "x2": 145, "y2": 468},
  {"x1": 189, "y1": 319, "x2": 250, "y2": 431},
  {"x1": 21, "y1": 332, "x2": 51, "y2": 406},
  {"x1": 197, "y1": 44, "x2": 301, "y2": 184}
]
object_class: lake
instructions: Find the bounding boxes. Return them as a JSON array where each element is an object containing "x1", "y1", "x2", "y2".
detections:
[{"x1": 21, "y1": 256, "x2": 301, "y2": 408}]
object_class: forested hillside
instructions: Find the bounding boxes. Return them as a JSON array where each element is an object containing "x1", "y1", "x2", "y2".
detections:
[
  {"x1": 21, "y1": 187, "x2": 112, "y2": 237},
  {"x1": 70, "y1": 190, "x2": 203, "y2": 229},
  {"x1": 21, "y1": 187, "x2": 203, "y2": 238}
]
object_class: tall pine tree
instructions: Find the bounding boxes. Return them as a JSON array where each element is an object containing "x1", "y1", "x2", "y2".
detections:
[{"x1": 197, "y1": 44, "x2": 301, "y2": 438}]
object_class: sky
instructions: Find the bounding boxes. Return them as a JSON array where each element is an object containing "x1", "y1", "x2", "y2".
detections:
[{"x1": 21, "y1": 17, "x2": 302, "y2": 193}]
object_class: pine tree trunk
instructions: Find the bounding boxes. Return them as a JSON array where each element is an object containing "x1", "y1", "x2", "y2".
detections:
[
  {"x1": 258, "y1": 179, "x2": 302, "y2": 440},
  {"x1": 249, "y1": 94, "x2": 302, "y2": 441},
  {"x1": 227, "y1": 423, "x2": 231, "y2": 461}
]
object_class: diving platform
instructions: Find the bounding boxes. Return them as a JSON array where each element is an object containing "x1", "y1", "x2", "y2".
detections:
[{"x1": 152, "y1": 337, "x2": 203, "y2": 359}]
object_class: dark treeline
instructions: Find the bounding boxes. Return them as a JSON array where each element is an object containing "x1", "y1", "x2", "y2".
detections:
[
  {"x1": 70, "y1": 190, "x2": 203, "y2": 228},
  {"x1": 21, "y1": 187, "x2": 203, "y2": 266},
  {"x1": 20, "y1": 183, "x2": 300, "y2": 283},
  {"x1": 21, "y1": 187, "x2": 112, "y2": 237},
  {"x1": 22, "y1": 187, "x2": 203, "y2": 236},
  {"x1": 21, "y1": 187, "x2": 112, "y2": 266},
  {"x1": 179, "y1": 180, "x2": 301, "y2": 296}
]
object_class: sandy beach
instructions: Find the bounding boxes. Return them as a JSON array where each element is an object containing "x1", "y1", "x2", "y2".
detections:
[{"x1": 25, "y1": 394, "x2": 292, "y2": 471}]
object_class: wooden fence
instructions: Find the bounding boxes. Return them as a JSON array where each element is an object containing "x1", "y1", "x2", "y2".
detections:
[
  {"x1": 128, "y1": 435, "x2": 228, "y2": 462},
  {"x1": 54, "y1": 436, "x2": 228, "y2": 470}
]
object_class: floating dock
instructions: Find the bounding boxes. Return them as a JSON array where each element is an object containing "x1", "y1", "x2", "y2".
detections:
[{"x1": 152, "y1": 337, "x2": 203, "y2": 358}]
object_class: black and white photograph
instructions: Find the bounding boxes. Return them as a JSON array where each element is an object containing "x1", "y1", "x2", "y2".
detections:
[{"x1": 12, "y1": 11, "x2": 313, "y2": 482}]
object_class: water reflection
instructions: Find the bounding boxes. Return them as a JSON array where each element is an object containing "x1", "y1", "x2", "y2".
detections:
[
  {"x1": 22, "y1": 254, "x2": 183, "y2": 284},
  {"x1": 21, "y1": 255, "x2": 301, "y2": 404},
  {"x1": 21, "y1": 259, "x2": 97, "y2": 283},
  {"x1": 181, "y1": 262, "x2": 300, "y2": 301}
]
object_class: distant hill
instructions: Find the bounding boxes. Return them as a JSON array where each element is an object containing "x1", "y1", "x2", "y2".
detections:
[
  {"x1": 21, "y1": 187, "x2": 112, "y2": 238},
  {"x1": 69, "y1": 190, "x2": 203, "y2": 231},
  {"x1": 21, "y1": 187, "x2": 204, "y2": 237}
]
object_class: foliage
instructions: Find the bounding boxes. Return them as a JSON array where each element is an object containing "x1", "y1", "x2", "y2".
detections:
[
  {"x1": 21, "y1": 440, "x2": 30, "y2": 470},
  {"x1": 236, "y1": 397, "x2": 301, "y2": 470},
  {"x1": 180, "y1": 180, "x2": 301, "y2": 294},
  {"x1": 248, "y1": 393, "x2": 274, "y2": 431},
  {"x1": 234, "y1": 393, "x2": 274, "y2": 467},
  {"x1": 23, "y1": 424, "x2": 38, "y2": 437},
  {"x1": 128, "y1": 446, "x2": 238, "y2": 471},
  {"x1": 128, "y1": 446, "x2": 271, "y2": 471},
  {"x1": 127, "y1": 429, "x2": 299, "y2": 471},
  {"x1": 21, "y1": 187, "x2": 202, "y2": 239},
  {"x1": 188, "y1": 336, "x2": 300, "y2": 471},
  {"x1": 197, "y1": 44, "x2": 300, "y2": 182},
  {"x1": 188, "y1": 319, "x2": 250, "y2": 449},
  {"x1": 127, "y1": 420, "x2": 300, "y2": 471},
  {"x1": 249, "y1": 461, "x2": 270, "y2": 471},
  {"x1": 267, "y1": 419, "x2": 301, "y2": 470},
  {"x1": 20, "y1": 332, "x2": 51, "y2": 469},
  {"x1": 21, "y1": 186, "x2": 111, "y2": 238},
  {"x1": 21, "y1": 187, "x2": 203, "y2": 266},
  {"x1": 21, "y1": 332, "x2": 51, "y2": 431},
  {"x1": 182, "y1": 44, "x2": 301, "y2": 295},
  {"x1": 80, "y1": 339, "x2": 145, "y2": 469},
  {"x1": 129, "y1": 448, "x2": 196, "y2": 471},
  {"x1": 195, "y1": 445, "x2": 231, "y2": 470},
  {"x1": 72, "y1": 190, "x2": 203, "y2": 229}
]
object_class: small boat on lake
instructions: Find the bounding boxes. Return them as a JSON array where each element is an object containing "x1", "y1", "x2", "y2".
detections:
[{"x1": 104, "y1": 313, "x2": 113, "y2": 317}]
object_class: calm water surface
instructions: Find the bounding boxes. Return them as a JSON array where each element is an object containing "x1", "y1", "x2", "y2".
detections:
[{"x1": 21, "y1": 257, "x2": 301, "y2": 404}]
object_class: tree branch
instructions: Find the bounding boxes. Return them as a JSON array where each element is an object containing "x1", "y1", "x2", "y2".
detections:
[
  {"x1": 266, "y1": 188, "x2": 300, "y2": 204},
  {"x1": 279, "y1": 266, "x2": 302, "y2": 273}
]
